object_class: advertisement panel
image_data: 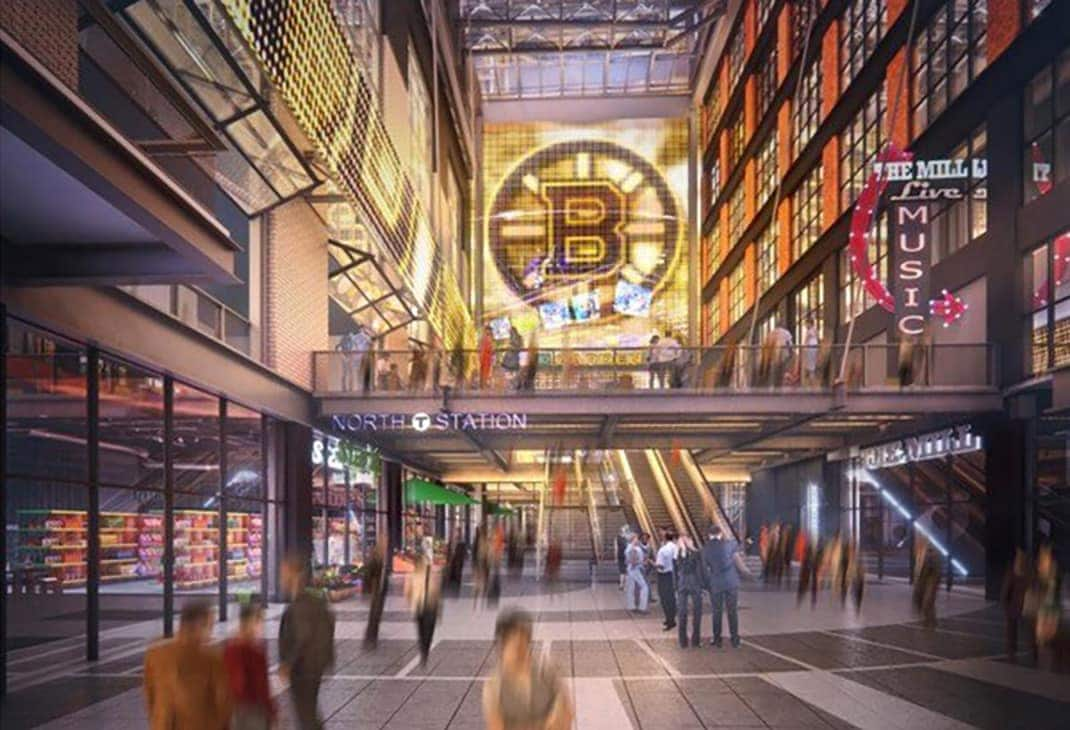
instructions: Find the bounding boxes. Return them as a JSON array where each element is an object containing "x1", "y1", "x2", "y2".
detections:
[{"x1": 483, "y1": 119, "x2": 689, "y2": 348}]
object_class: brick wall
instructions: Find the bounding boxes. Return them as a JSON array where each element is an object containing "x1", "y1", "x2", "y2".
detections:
[
  {"x1": 0, "y1": 0, "x2": 78, "y2": 90},
  {"x1": 264, "y1": 198, "x2": 328, "y2": 389}
]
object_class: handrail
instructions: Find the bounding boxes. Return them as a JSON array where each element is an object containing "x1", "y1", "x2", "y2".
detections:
[
  {"x1": 648, "y1": 449, "x2": 699, "y2": 543},
  {"x1": 574, "y1": 452, "x2": 601, "y2": 564},
  {"x1": 613, "y1": 450, "x2": 656, "y2": 539},
  {"x1": 313, "y1": 343, "x2": 999, "y2": 394},
  {"x1": 678, "y1": 449, "x2": 740, "y2": 543}
]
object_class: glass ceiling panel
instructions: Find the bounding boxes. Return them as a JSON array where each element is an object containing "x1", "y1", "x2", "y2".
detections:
[
  {"x1": 459, "y1": 0, "x2": 722, "y2": 99},
  {"x1": 226, "y1": 110, "x2": 314, "y2": 197},
  {"x1": 125, "y1": 0, "x2": 254, "y2": 120},
  {"x1": 122, "y1": 0, "x2": 318, "y2": 214}
]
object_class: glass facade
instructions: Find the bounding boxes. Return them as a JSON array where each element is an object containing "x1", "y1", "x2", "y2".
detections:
[
  {"x1": 4, "y1": 319, "x2": 280, "y2": 667},
  {"x1": 847, "y1": 449, "x2": 987, "y2": 583}
]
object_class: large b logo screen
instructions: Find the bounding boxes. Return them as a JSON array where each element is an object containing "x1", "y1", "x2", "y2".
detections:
[{"x1": 487, "y1": 140, "x2": 682, "y2": 315}]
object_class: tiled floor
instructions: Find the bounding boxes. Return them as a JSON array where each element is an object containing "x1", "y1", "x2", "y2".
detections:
[{"x1": 3, "y1": 571, "x2": 1068, "y2": 729}]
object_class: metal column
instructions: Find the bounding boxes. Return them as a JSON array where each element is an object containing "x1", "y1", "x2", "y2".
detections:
[
  {"x1": 163, "y1": 377, "x2": 175, "y2": 637},
  {"x1": 218, "y1": 399, "x2": 228, "y2": 621},
  {"x1": 86, "y1": 347, "x2": 100, "y2": 660}
]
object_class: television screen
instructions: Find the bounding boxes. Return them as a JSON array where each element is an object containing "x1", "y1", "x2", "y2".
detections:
[
  {"x1": 538, "y1": 300, "x2": 570, "y2": 329},
  {"x1": 613, "y1": 280, "x2": 653, "y2": 317},
  {"x1": 489, "y1": 316, "x2": 512, "y2": 340},
  {"x1": 570, "y1": 291, "x2": 601, "y2": 322}
]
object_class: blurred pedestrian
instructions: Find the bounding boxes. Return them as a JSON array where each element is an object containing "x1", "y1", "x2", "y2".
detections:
[
  {"x1": 518, "y1": 331, "x2": 540, "y2": 391},
  {"x1": 279, "y1": 554, "x2": 335, "y2": 730},
  {"x1": 1002, "y1": 548, "x2": 1031, "y2": 660},
  {"x1": 376, "y1": 352, "x2": 391, "y2": 391},
  {"x1": 479, "y1": 325, "x2": 495, "y2": 389},
  {"x1": 409, "y1": 343, "x2": 428, "y2": 392},
  {"x1": 655, "y1": 528, "x2": 679, "y2": 631},
  {"x1": 780, "y1": 523, "x2": 796, "y2": 587},
  {"x1": 502, "y1": 326, "x2": 522, "y2": 386},
  {"x1": 702, "y1": 523, "x2": 751, "y2": 648},
  {"x1": 545, "y1": 536, "x2": 562, "y2": 598},
  {"x1": 675, "y1": 535, "x2": 706, "y2": 648},
  {"x1": 646, "y1": 335, "x2": 661, "y2": 388},
  {"x1": 224, "y1": 601, "x2": 275, "y2": 730},
  {"x1": 802, "y1": 317, "x2": 819, "y2": 386},
  {"x1": 144, "y1": 600, "x2": 229, "y2": 730},
  {"x1": 364, "y1": 535, "x2": 389, "y2": 648},
  {"x1": 771, "y1": 322, "x2": 793, "y2": 387},
  {"x1": 446, "y1": 528, "x2": 468, "y2": 596},
  {"x1": 913, "y1": 540, "x2": 941, "y2": 630},
  {"x1": 640, "y1": 532, "x2": 657, "y2": 603},
  {"x1": 406, "y1": 554, "x2": 441, "y2": 666},
  {"x1": 1026, "y1": 544, "x2": 1063, "y2": 661},
  {"x1": 625, "y1": 533, "x2": 649, "y2": 613},
  {"x1": 616, "y1": 525, "x2": 631, "y2": 591},
  {"x1": 483, "y1": 609, "x2": 573, "y2": 730}
]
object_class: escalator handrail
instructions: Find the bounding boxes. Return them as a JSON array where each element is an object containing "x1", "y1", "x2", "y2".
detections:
[
  {"x1": 614, "y1": 450, "x2": 657, "y2": 539},
  {"x1": 678, "y1": 450, "x2": 742, "y2": 543},
  {"x1": 649, "y1": 449, "x2": 700, "y2": 544}
]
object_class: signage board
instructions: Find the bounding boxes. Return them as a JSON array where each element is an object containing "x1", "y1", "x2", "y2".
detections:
[
  {"x1": 331, "y1": 412, "x2": 529, "y2": 433},
  {"x1": 859, "y1": 424, "x2": 982, "y2": 470}
]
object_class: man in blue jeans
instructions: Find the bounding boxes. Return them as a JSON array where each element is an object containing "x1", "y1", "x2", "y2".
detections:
[{"x1": 701, "y1": 523, "x2": 750, "y2": 648}]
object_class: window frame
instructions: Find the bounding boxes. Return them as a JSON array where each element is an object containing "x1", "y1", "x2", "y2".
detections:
[
  {"x1": 756, "y1": 132, "x2": 778, "y2": 209},
  {"x1": 792, "y1": 163, "x2": 824, "y2": 260},
  {"x1": 840, "y1": 85, "x2": 887, "y2": 211},
  {"x1": 839, "y1": 0, "x2": 887, "y2": 93},
  {"x1": 793, "y1": 58, "x2": 822, "y2": 156},
  {"x1": 729, "y1": 261, "x2": 747, "y2": 323},
  {"x1": 757, "y1": 222, "x2": 779, "y2": 293},
  {"x1": 910, "y1": 0, "x2": 988, "y2": 134}
]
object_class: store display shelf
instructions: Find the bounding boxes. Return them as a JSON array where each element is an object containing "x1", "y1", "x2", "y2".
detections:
[
  {"x1": 102, "y1": 543, "x2": 139, "y2": 549},
  {"x1": 100, "y1": 558, "x2": 139, "y2": 564},
  {"x1": 21, "y1": 562, "x2": 87, "y2": 568},
  {"x1": 174, "y1": 527, "x2": 219, "y2": 532},
  {"x1": 226, "y1": 542, "x2": 248, "y2": 548},
  {"x1": 100, "y1": 528, "x2": 138, "y2": 533},
  {"x1": 20, "y1": 544, "x2": 87, "y2": 550},
  {"x1": 101, "y1": 575, "x2": 149, "y2": 582},
  {"x1": 19, "y1": 528, "x2": 85, "y2": 533},
  {"x1": 178, "y1": 560, "x2": 217, "y2": 568}
]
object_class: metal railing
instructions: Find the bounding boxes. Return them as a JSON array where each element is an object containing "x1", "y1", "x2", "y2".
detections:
[{"x1": 313, "y1": 343, "x2": 998, "y2": 395}]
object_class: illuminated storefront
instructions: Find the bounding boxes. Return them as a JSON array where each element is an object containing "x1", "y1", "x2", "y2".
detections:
[
  {"x1": 310, "y1": 432, "x2": 381, "y2": 571},
  {"x1": 482, "y1": 119, "x2": 690, "y2": 351}
]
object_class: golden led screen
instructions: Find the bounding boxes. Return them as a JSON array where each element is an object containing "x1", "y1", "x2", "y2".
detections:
[{"x1": 483, "y1": 119, "x2": 689, "y2": 348}]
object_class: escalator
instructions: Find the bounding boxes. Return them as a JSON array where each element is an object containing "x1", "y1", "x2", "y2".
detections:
[
  {"x1": 623, "y1": 450, "x2": 674, "y2": 534},
  {"x1": 656, "y1": 448, "x2": 739, "y2": 542}
]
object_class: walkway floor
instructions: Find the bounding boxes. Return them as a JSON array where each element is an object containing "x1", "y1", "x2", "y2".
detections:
[{"x1": 3, "y1": 574, "x2": 1068, "y2": 729}]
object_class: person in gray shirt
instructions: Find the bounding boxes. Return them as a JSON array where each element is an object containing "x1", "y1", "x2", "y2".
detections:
[{"x1": 701, "y1": 523, "x2": 751, "y2": 648}]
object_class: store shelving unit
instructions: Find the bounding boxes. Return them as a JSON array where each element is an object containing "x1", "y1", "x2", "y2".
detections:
[{"x1": 14, "y1": 508, "x2": 262, "y2": 591}]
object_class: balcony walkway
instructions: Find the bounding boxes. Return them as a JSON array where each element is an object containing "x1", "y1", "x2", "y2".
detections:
[{"x1": 313, "y1": 345, "x2": 1001, "y2": 475}]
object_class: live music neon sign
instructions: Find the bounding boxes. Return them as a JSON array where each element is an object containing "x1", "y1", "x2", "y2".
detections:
[{"x1": 849, "y1": 145, "x2": 982, "y2": 335}]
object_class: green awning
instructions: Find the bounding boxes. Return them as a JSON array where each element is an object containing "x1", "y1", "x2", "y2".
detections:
[
  {"x1": 404, "y1": 478, "x2": 477, "y2": 506},
  {"x1": 486, "y1": 503, "x2": 515, "y2": 515}
]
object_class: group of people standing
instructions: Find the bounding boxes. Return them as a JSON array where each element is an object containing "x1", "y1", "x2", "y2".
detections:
[
  {"x1": 617, "y1": 523, "x2": 752, "y2": 648},
  {"x1": 645, "y1": 330, "x2": 690, "y2": 388}
]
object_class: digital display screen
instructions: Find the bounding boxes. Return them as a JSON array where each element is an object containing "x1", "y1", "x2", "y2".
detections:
[
  {"x1": 489, "y1": 316, "x2": 512, "y2": 340},
  {"x1": 483, "y1": 118, "x2": 689, "y2": 348},
  {"x1": 613, "y1": 280, "x2": 653, "y2": 318},
  {"x1": 570, "y1": 291, "x2": 601, "y2": 322},
  {"x1": 538, "y1": 301, "x2": 571, "y2": 330}
]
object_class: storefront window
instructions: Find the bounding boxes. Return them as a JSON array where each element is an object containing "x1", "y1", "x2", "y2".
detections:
[
  {"x1": 311, "y1": 430, "x2": 382, "y2": 578},
  {"x1": 847, "y1": 445, "x2": 986, "y2": 582},
  {"x1": 5, "y1": 324, "x2": 89, "y2": 661}
]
